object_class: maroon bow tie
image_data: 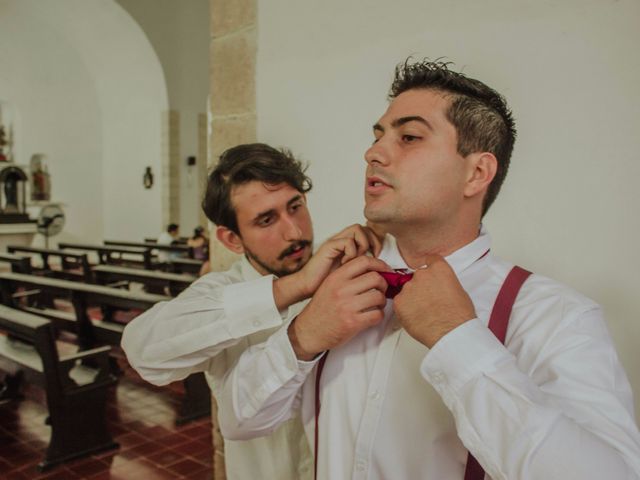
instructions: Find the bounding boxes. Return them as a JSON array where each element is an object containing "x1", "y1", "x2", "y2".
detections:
[{"x1": 379, "y1": 271, "x2": 414, "y2": 299}]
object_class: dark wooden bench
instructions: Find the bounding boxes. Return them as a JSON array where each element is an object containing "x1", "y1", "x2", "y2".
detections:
[
  {"x1": 104, "y1": 239, "x2": 193, "y2": 259},
  {"x1": 0, "y1": 272, "x2": 210, "y2": 425},
  {"x1": 93, "y1": 265, "x2": 196, "y2": 297},
  {"x1": 0, "y1": 304, "x2": 118, "y2": 470},
  {"x1": 144, "y1": 237, "x2": 189, "y2": 245},
  {"x1": 168, "y1": 257, "x2": 205, "y2": 275},
  {"x1": 0, "y1": 272, "x2": 169, "y2": 347},
  {"x1": 7, "y1": 246, "x2": 93, "y2": 282},
  {"x1": 0, "y1": 252, "x2": 33, "y2": 274},
  {"x1": 58, "y1": 242, "x2": 153, "y2": 270}
]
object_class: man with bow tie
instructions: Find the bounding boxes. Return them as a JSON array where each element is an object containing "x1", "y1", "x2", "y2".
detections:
[{"x1": 216, "y1": 61, "x2": 640, "y2": 479}]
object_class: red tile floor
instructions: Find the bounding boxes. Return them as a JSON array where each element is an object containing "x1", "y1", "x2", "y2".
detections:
[{"x1": 0, "y1": 347, "x2": 214, "y2": 479}]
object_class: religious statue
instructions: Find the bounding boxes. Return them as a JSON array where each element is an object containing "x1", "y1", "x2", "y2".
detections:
[{"x1": 30, "y1": 154, "x2": 51, "y2": 201}]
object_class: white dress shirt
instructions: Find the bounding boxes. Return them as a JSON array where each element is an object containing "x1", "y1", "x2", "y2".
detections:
[
  {"x1": 217, "y1": 230, "x2": 640, "y2": 479},
  {"x1": 121, "y1": 258, "x2": 313, "y2": 480}
]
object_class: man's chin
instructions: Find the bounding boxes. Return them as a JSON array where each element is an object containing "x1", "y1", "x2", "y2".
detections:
[
  {"x1": 364, "y1": 208, "x2": 393, "y2": 225},
  {"x1": 282, "y1": 256, "x2": 310, "y2": 275}
]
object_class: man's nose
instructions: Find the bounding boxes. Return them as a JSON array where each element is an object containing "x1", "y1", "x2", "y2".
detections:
[
  {"x1": 364, "y1": 140, "x2": 390, "y2": 166},
  {"x1": 282, "y1": 215, "x2": 303, "y2": 240}
]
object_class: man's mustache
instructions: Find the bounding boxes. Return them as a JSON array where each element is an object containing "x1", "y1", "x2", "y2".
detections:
[{"x1": 278, "y1": 240, "x2": 312, "y2": 260}]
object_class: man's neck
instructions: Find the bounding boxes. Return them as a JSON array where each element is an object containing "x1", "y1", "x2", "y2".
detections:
[{"x1": 392, "y1": 222, "x2": 481, "y2": 269}]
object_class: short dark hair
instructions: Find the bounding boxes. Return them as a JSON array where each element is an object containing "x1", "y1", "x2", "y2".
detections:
[
  {"x1": 202, "y1": 143, "x2": 312, "y2": 234},
  {"x1": 389, "y1": 59, "x2": 516, "y2": 216},
  {"x1": 167, "y1": 223, "x2": 179, "y2": 233}
]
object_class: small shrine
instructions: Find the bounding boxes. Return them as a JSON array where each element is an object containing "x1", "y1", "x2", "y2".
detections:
[{"x1": 0, "y1": 164, "x2": 32, "y2": 223}]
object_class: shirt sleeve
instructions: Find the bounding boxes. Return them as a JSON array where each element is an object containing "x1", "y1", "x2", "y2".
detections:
[
  {"x1": 421, "y1": 310, "x2": 640, "y2": 479},
  {"x1": 215, "y1": 322, "x2": 320, "y2": 441},
  {"x1": 121, "y1": 271, "x2": 287, "y2": 385}
]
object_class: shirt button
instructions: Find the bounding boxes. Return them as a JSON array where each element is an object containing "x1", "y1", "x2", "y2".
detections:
[
  {"x1": 252, "y1": 319, "x2": 261, "y2": 327},
  {"x1": 355, "y1": 460, "x2": 367, "y2": 471},
  {"x1": 432, "y1": 371, "x2": 445, "y2": 383},
  {"x1": 369, "y1": 390, "x2": 380, "y2": 401}
]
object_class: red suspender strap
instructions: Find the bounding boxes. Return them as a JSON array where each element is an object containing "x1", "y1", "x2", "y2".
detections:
[
  {"x1": 314, "y1": 353, "x2": 328, "y2": 480},
  {"x1": 464, "y1": 266, "x2": 532, "y2": 480}
]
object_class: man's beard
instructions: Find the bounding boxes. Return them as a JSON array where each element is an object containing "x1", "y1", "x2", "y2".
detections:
[{"x1": 245, "y1": 240, "x2": 312, "y2": 277}]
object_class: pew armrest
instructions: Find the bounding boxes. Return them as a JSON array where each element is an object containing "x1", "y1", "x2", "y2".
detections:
[{"x1": 58, "y1": 345, "x2": 115, "y2": 388}]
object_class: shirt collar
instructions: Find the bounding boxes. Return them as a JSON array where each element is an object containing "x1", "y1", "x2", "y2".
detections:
[
  {"x1": 379, "y1": 225, "x2": 492, "y2": 277},
  {"x1": 239, "y1": 255, "x2": 266, "y2": 281}
]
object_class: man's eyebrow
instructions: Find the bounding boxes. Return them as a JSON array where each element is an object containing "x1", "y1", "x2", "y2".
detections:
[
  {"x1": 253, "y1": 208, "x2": 275, "y2": 223},
  {"x1": 372, "y1": 116, "x2": 433, "y2": 133},
  {"x1": 287, "y1": 194, "x2": 303, "y2": 207},
  {"x1": 252, "y1": 195, "x2": 303, "y2": 222},
  {"x1": 391, "y1": 115, "x2": 433, "y2": 131}
]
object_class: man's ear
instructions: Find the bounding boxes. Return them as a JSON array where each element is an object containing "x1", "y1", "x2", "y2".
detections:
[
  {"x1": 216, "y1": 226, "x2": 245, "y2": 254},
  {"x1": 464, "y1": 152, "x2": 497, "y2": 198}
]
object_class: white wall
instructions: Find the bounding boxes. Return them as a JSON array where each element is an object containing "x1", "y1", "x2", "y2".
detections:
[
  {"x1": 0, "y1": 0, "x2": 168, "y2": 243},
  {"x1": 117, "y1": 0, "x2": 210, "y2": 236},
  {"x1": 256, "y1": 0, "x2": 640, "y2": 418},
  {"x1": 0, "y1": 1, "x2": 102, "y2": 243}
]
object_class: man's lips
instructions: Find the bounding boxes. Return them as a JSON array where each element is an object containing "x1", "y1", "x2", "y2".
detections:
[
  {"x1": 366, "y1": 176, "x2": 392, "y2": 193},
  {"x1": 279, "y1": 241, "x2": 311, "y2": 260}
]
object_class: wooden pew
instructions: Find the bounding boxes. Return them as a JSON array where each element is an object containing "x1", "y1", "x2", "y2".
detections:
[
  {"x1": 144, "y1": 237, "x2": 189, "y2": 245},
  {"x1": 0, "y1": 252, "x2": 33, "y2": 274},
  {"x1": 58, "y1": 242, "x2": 153, "y2": 270},
  {"x1": 0, "y1": 272, "x2": 210, "y2": 425},
  {"x1": 93, "y1": 265, "x2": 196, "y2": 297},
  {"x1": 104, "y1": 239, "x2": 193, "y2": 259},
  {"x1": 169, "y1": 257, "x2": 205, "y2": 275},
  {"x1": 0, "y1": 272, "x2": 168, "y2": 347},
  {"x1": 0, "y1": 304, "x2": 118, "y2": 470},
  {"x1": 7, "y1": 246, "x2": 93, "y2": 282}
]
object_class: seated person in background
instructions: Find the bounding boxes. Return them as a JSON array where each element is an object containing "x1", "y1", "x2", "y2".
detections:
[
  {"x1": 122, "y1": 143, "x2": 382, "y2": 480},
  {"x1": 156, "y1": 223, "x2": 179, "y2": 263},
  {"x1": 188, "y1": 226, "x2": 209, "y2": 261}
]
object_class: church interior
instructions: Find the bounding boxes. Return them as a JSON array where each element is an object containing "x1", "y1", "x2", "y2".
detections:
[{"x1": 1, "y1": 0, "x2": 639, "y2": 479}]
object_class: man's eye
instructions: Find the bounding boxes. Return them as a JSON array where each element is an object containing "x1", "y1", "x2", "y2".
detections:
[
  {"x1": 258, "y1": 217, "x2": 274, "y2": 227},
  {"x1": 402, "y1": 135, "x2": 420, "y2": 143}
]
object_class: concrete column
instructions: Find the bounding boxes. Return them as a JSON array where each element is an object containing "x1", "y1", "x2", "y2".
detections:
[
  {"x1": 208, "y1": 0, "x2": 257, "y2": 477},
  {"x1": 161, "y1": 110, "x2": 181, "y2": 226}
]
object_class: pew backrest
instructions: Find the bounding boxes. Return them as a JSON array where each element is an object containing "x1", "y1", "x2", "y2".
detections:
[
  {"x1": 104, "y1": 240, "x2": 193, "y2": 258},
  {"x1": 59, "y1": 242, "x2": 152, "y2": 270},
  {"x1": 0, "y1": 252, "x2": 33, "y2": 274},
  {"x1": 7, "y1": 246, "x2": 92, "y2": 282},
  {"x1": 0, "y1": 272, "x2": 169, "y2": 348},
  {"x1": 93, "y1": 265, "x2": 196, "y2": 296},
  {"x1": 168, "y1": 258, "x2": 204, "y2": 275}
]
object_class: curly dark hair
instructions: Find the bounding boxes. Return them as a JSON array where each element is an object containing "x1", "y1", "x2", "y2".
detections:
[
  {"x1": 389, "y1": 59, "x2": 516, "y2": 216},
  {"x1": 202, "y1": 143, "x2": 312, "y2": 234}
]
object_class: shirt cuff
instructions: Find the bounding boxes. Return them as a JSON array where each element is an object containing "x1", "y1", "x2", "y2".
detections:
[
  {"x1": 224, "y1": 275, "x2": 284, "y2": 338},
  {"x1": 239, "y1": 322, "x2": 321, "y2": 418},
  {"x1": 421, "y1": 318, "x2": 511, "y2": 394},
  {"x1": 268, "y1": 320, "x2": 324, "y2": 382}
]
